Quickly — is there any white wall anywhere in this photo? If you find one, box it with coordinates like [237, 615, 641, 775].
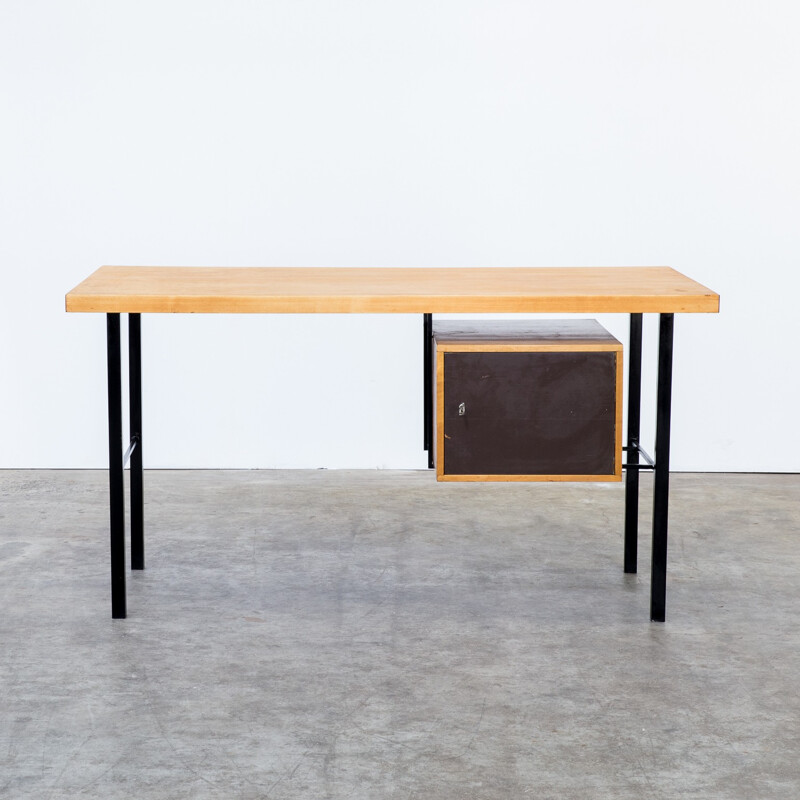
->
[1, 1, 798, 471]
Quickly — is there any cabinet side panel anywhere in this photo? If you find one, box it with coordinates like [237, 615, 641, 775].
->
[435, 347, 445, 479]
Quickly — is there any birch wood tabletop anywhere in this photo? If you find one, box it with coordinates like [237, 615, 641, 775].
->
[66, 266, 719, 314]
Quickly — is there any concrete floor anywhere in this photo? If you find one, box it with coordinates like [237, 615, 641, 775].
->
[1, 470, 799, 799]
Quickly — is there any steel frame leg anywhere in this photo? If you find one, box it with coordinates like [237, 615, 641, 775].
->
[107, 314, 126, 618]
[423, 313, 434, 469]
[624, 313, 643, 573]
[129, 314, 144, 570]
[650, 313, 674, 622]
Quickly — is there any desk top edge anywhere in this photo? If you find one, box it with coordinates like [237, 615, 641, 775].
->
[65, 266, 720, 314]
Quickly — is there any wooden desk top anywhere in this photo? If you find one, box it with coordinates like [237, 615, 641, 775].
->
[66, 266, 719, 314]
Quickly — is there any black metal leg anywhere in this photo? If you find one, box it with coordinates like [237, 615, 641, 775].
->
[423, 313, 434, 469]
[107, 314, 126, 619]
[650, 313, 674, 622]
[624, 313, 643, 573]
[129, 314, 144, 570]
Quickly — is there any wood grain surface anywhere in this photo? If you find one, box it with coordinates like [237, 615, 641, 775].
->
[66, 266, 719, 314]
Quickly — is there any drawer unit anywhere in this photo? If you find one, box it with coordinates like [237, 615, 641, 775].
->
[434, 320, 622, 481]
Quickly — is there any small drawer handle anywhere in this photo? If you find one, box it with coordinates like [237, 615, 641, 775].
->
[458, 402, 466, 416]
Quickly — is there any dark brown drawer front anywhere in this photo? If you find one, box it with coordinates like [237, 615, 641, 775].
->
[443, 351, 617, 476]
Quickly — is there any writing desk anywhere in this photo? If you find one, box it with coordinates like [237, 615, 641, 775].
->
[66, 266, 719, 621]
